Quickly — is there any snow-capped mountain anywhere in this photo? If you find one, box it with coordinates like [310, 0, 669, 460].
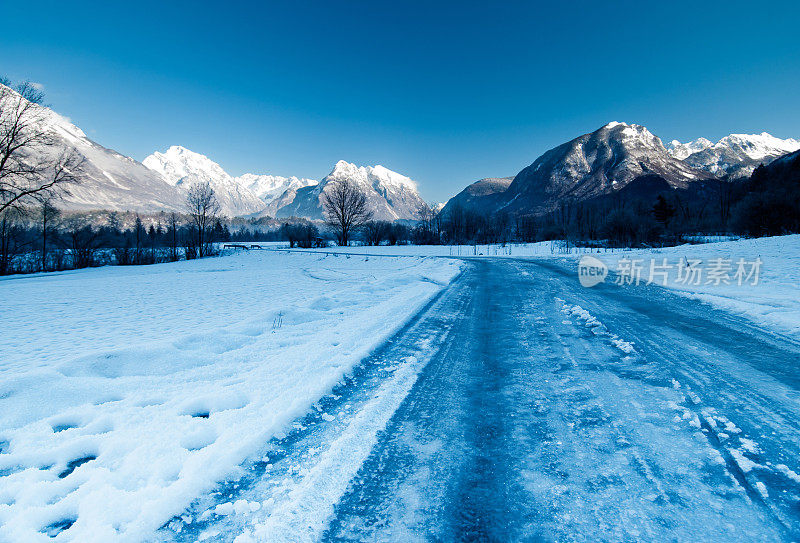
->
[1, 84, 184, 213]
[276, 160, 426, 221]
[499, 122, 713, 215]
[235, 173, 317, 216]
[19, 79, 799, 224]
[6, 84, 422, 220]
[143, 146, 266, 217]
[441, 122, 720, 217]
[667, 137, 713, 161]
[668, 133, 800, 179]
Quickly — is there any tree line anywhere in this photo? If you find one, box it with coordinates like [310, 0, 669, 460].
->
[0, 205, 229, 275]
[428, 160, 800, 248]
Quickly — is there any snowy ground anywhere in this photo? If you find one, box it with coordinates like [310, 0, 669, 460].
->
[160, 256, 800, 541]
[3, 235, 798, 542]
[0, 251, 461, 542]
[585, 235, 800, 339]
[289, 234, 800, 339]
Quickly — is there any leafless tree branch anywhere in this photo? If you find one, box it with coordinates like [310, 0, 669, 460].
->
[322, 179, 372, 246]
[186, 181, 220, 257]
[0, 80, 83, 215]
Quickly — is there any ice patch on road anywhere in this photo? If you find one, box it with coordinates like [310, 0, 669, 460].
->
[610, 337, 636, 354]
[739, 437, 761, 454]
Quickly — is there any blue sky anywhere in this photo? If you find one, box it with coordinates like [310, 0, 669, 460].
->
[2, 0, 798, 201]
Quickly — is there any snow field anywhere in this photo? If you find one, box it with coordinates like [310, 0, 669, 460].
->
[0, 250, 462, 542]
[574, 235, 800, 339]
[295, 234, 800, 338]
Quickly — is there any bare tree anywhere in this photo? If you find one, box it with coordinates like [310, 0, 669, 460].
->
[0, 80, 82, 214]
[61, 217, 100, 269]
[363, 220, 391, 246]
[186, 181, 220, 257]
[415, 201, 441, 244]
[417, 201, 436, 225]
[134, 215, 144, 264]
[715, 181, 734, 229]
[168, 212, 180, 261]
[39, 198, 60, 271]
[0, 207, 25, 275]
[322, 179, 372, 246]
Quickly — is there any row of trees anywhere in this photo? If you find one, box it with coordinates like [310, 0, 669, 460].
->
[0, 202, 234, 275]
[3, 170, 792, 274]
[732, 156, 800, 237]
[279, 218, 410, 248]
[427, 168, 798, 248]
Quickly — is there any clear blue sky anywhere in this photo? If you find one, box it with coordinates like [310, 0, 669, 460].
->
[2, 0, 798, 201]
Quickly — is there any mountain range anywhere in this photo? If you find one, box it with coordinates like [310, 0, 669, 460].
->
[142, 146, 268, 216]
[276, 160, 426, 221]
[236, 173, 318, 216]
[668, 132, 800, 179]
[7, 84, 424, 220]
[443, 122, 800, 217]
[139, 148, 424, 220]
[8, 83, 799, 222]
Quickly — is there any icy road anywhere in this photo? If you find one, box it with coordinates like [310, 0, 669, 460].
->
[166, 257, 800, 542]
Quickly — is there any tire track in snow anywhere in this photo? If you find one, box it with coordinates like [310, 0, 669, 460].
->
[324, 259, 786, 540]
[553, 273, 799, 538]
[161, 267, 474, 542]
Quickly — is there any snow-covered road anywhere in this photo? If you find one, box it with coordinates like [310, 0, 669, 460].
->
[166, 258, 800, 542]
